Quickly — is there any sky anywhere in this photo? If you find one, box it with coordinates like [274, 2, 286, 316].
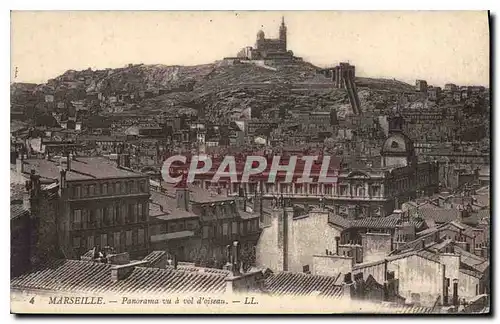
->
[11, 11, 490, 87]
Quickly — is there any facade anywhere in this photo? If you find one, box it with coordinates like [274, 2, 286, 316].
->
[256, 207, 341, 273]
[148, 182, 261, 269]
[16, 155, 151, 260]
[236, 17, 294, 60]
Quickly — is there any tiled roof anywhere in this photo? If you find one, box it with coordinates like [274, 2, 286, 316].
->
[22, 157, 145, 181]
[453, 246, 489, 273]
[165, 265, 232, 276]
[371, 303, 435, 314]
[328, 213, 351, 229]
[350, 214, 401, 229]
[418, 208, 460, 224]
[142, 251, 166, 267]
[328, 213, 424, 230]
[10, 203, 29, 220]
[149, 191, 198, 219]
[264, 272, 344, 299]
[11, 259, 227, 295]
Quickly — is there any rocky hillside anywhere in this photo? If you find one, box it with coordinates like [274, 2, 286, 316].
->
[12, 59, 416, 120]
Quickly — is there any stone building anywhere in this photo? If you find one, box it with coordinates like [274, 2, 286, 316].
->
[15, 154, 151, 259]
[149, 181, 261, 269]
[236, 17, 295, 60]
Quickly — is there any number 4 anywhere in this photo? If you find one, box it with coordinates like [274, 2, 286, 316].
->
[29, 297, 35, 304]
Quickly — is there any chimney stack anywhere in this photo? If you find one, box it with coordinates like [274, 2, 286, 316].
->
[23, 194, 31, 211]
[175, 171, 189, 211]
[59, 168, 67, 189]
[67, 153, 72, 171]
[110, 260, 149, 282]
[231, 241, 240, 275]
[16, 153, 25, 174]
[335, 236, 340, 255]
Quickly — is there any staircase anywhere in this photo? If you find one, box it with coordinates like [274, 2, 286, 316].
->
[343, 74, 361, 115]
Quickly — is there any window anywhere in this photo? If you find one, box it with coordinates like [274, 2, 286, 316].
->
[113, 232, 120, 249]
[132, 230, 138, 246]
[87, 235, 94, 249]
[138, 228, 145, 245]
[240, 222, 244, 235]
[203, 226, 209, 239]
[96, 208, 102, 226]
[129, 203, 136, 223]
[82, 185, 88, 197]
[89, 185, 95, 196]
[73, 209, 82, 229]
[102, 183, 108, 195]
[121, 205, 128, 223]
[186, 221, 194, 230]
[223, 223, 228, 236]
[115, 182, 120, 194]
[74, 185, 81, 198]
[123, 182, 128, 194]
[137, 203, 144, 221]
[73, 237, 81, 248]
[169, 223, 177, 232]
[179, 222, 185, 231]
[88, 209, 95, 227]
[101, 233, 108, 246]
[139, 181, 146, 193]
[232, 221, 238, 234]
[129, 181, 135, 193]
[126, 230, 132, 246]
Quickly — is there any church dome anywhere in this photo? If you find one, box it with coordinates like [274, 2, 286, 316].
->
[381, 133, 415, 156]
[257, 30, 265, 39]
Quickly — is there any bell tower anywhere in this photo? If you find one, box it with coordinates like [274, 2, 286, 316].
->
[279, 16, 287, 51]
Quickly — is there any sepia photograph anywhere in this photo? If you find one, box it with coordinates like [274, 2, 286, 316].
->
[9, 10, 491, 315]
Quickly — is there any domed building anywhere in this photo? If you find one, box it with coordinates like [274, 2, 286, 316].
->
[235, 17, 299, 61]
[333, 114, 439, 219]
[380, 114, 417, 168]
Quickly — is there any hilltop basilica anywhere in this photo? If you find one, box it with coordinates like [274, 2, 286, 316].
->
[236, 17, 298, 61]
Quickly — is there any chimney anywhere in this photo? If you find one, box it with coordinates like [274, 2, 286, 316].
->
[66, 152, 72, 171]
[176, 170, 189, 211]
[110, 260, 149, 282]
[106, 252, 131, 265]
[335, 236, 340, 255]
[59, 169, 67, 189]
[167, 254, 178, 269]
[23, 194, 31, 211]
[231, 241, 240, 276]
[176, 188, 189, 211]
[421, 240, 425, 250]
[384, 259, 388, 282]
[223, 245, 233, 271]
[16, 154, 25, 174]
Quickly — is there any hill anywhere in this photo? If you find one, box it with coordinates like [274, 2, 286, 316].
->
[11, 60, 416, 121]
